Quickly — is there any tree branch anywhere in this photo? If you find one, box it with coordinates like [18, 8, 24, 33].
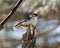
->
[0, 0, 23, 30]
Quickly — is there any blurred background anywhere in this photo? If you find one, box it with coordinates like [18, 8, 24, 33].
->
[0, 0, 60, 48]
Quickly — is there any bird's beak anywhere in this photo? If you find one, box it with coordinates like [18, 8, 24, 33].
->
[11, 19, 26, 31]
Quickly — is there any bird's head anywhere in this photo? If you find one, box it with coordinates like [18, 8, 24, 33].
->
[28, 13, 38, 20]
[12, 13, 38, 31]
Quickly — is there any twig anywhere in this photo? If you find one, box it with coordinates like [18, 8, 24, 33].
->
[0, 0, 23, 28]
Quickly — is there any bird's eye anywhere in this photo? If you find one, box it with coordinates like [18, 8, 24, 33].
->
[27, 14, 38, 20]
[27, 15, 32, 20]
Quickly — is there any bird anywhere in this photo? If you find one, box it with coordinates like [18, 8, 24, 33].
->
[21, 13, 38, 48]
